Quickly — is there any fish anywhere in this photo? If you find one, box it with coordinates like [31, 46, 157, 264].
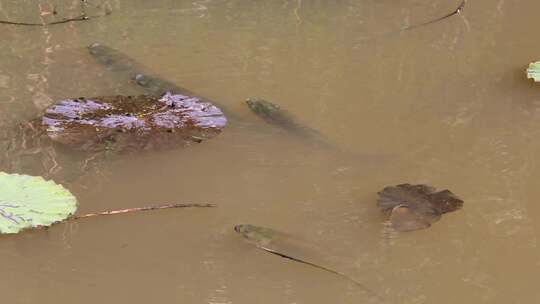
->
[133, 73, 193, 96]
[87, 43, 236, 119]
[88, 43, 145, 76]
[234, 224, 386, 302]
[245, 97, 336, 150]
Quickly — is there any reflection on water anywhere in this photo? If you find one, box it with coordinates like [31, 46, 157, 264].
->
[1, 0, 540, 303]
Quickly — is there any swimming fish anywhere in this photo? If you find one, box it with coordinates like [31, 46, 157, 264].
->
[234, 224, 385, 301]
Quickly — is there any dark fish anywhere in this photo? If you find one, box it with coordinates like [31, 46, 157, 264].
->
[87, 43, 192, 95]
[133, 73, 193, 96]
[88, 43, 144, 75]
[377, 184, 463, 232]
[234, 224, 385, 301]
[87, 43, 236, 118]
[245, 97, 335, 149]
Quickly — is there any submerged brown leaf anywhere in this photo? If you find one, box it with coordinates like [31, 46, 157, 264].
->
[377, 184, 463, 232]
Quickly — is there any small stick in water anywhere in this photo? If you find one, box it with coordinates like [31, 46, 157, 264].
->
[0, 13, 112, 26]
[358, 0, 467, 42]
[0, 1, 112, 27]
[402, 0, 466, 31]
[71, 203, 215, 220]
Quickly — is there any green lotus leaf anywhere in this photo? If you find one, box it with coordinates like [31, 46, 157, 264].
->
[0, 172, 77, 234]
[527, 61, 540, 82]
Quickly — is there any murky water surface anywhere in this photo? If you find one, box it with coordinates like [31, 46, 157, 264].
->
[1, 0, 539, 303]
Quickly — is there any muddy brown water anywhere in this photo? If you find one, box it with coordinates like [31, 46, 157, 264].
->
[1, 0, 540, 303]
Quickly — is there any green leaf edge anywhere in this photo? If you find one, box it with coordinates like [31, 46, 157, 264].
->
[526, 61, 540, 82]
[0, 172, 77, 234]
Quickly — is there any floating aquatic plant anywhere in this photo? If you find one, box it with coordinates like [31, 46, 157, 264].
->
[0, 172, 77, 234]
[0, 172, 215, 235]
[527, 61, 540, 82]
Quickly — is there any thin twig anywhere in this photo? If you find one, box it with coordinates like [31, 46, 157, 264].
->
[354, 0, 467, 45]
[403, 0, 466, 31]
[71, 203, 215, 220]
[0, 12, 110, 26]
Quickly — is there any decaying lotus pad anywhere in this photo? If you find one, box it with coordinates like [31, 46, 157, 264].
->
[377, 184, 463, 232]
[41, 92, 227, 152]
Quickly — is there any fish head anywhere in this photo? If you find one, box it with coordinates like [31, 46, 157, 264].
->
[88, 42, 107, 56]
[245, 98, 281, 118]
[88, 42, 101, 51]
[234, 224, 248, 234]
[134, 74, 150, 87]
[234, 224, 258, 237]
[234, 224, 275, 246]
